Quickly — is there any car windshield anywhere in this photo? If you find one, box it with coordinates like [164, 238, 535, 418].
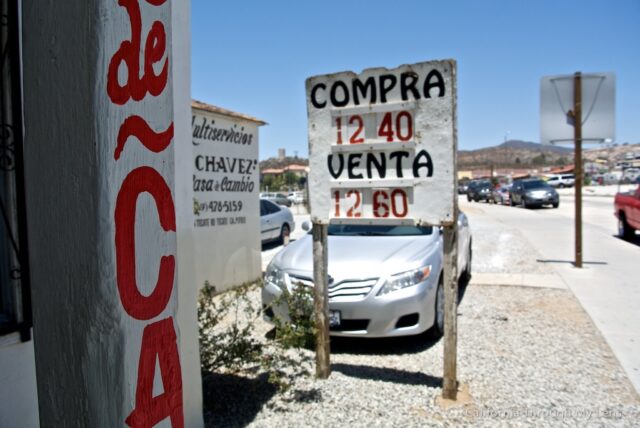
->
[327, 224, 433, 236]
[523, 180, 550, 189]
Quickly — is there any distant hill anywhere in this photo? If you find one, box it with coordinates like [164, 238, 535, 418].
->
[260, 141, 639, 173]
[259, 156, 308, 170]
[459, 140, 573, 170]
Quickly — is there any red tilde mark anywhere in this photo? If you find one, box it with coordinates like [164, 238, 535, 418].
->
[115, 116, 174, 160]
[125, 317, 184, 428]
[115, 166, 176, 320]
[107, 0, 168, 105]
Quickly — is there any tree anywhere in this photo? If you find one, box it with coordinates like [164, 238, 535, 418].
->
[284, 172, 298, 190]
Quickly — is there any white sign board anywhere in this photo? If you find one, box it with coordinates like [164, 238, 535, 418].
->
[306, 60, 457, 226]
[191, 108, 262, 292]
[540, 72, 615, 144]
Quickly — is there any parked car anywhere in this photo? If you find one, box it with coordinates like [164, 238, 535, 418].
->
[546, 174, 575, 188]
[262, 213, 472, 338]
[614, 184, 640, 241]
[458, 182, 469, 194]
[621, 168, 640, 184]
[287, 191, 305, 204]
[466, 180, 492, 202]
[491, 186, 511, 205]
[260, 199, 294, 245]
[510, 179, 559, 208]
[260, 192, 292, 207]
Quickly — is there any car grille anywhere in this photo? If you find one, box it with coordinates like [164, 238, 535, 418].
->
[288, 274, 378, 299]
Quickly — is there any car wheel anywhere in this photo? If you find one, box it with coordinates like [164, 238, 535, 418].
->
[618, 213, 635, 241]
[552, 201, 559, 208]
[279, 224, 291, 246]
[522, 198, 528, 209]
[467, 194, 472, 202]
[432, 277, 445, 338]
[461, 239, 472, 282]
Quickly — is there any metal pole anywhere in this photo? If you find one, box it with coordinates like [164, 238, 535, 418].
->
[574, 72, 583, 268]
[312, 222, 331, 378]
[442, 225, 459, 399]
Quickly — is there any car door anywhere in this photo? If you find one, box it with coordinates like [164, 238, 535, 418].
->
[511, 183, 523, 204]
[260, 200, 282, 241]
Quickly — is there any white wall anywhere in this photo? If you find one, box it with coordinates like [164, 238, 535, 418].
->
[21, 0, 202, 425]
[0, 335, 39, 428]
[191, 110, 262, 293]
[173, 1, 205, 427]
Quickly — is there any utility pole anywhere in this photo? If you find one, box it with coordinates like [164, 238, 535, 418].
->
[573, 72, 583, 268]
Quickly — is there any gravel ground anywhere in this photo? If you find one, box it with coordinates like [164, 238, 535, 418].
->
[202, 284, 640, 427]
[203, 198, 639, 426]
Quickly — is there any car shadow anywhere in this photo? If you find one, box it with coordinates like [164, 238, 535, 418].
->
[201, 371, 277, 427]
[261, 241, 282, 251]
[613, 234, 640, 247]
[261, 239, 297, 251]
[331, 363, 442, 388]
[330, 330, 440, 355]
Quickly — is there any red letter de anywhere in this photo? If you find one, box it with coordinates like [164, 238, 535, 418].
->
[107, 0, 168, 104]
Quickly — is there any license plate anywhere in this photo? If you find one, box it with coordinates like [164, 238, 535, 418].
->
[329, 310, 341, 327]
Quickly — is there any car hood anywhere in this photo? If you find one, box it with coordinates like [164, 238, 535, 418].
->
[272, 233, 441, 280]
[526, 186, 555, 193]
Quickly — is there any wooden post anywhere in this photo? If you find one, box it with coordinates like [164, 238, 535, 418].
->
[574, 72, 583, 268]
[442, 224, 459, 399]
[312, 222, 331, 378]
[442, 63, 459, 400]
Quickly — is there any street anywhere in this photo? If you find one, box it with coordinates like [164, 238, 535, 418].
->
[463, 189, 640, 393]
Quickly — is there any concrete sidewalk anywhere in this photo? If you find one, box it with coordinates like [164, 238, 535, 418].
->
[466, 198, 640, 394]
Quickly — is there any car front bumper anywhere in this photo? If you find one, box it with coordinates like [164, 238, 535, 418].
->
[524, 194, 558, 206]
[262, 274, 439, 338]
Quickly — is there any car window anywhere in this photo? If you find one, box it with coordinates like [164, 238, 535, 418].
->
[263, 200, 281, 214]
[523, 180, 549, 189]
[260, 200, 267, 216]
[328, 224, 433, 236]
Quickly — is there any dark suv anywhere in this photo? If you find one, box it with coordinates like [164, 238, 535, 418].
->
[509, 179, 559, 209]
[466, 180, 493, 202]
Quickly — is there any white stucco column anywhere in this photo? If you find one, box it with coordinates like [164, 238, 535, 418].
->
[22, 1, 201, 426]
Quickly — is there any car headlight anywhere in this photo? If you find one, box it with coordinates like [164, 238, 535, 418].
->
[378, 265, 432, 296]
[265, 263, 286, 290]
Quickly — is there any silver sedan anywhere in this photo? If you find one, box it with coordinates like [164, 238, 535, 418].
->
[262, 214, 471, 338]
[260, 199, 295, 246]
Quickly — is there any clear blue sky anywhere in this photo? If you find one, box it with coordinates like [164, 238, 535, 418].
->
[191, 0, 640, 160]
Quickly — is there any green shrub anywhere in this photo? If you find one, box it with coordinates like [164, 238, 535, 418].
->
[198, 280, 315, 392]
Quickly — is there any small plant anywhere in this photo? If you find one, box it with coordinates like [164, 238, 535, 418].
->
[270, 284, 316, 349]
[198, 280, 315, 393]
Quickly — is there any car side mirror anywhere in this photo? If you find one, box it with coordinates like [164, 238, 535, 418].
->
[302, 221, 311, 232]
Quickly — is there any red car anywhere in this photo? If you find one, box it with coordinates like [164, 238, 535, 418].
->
[614, 184, 640, 241]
